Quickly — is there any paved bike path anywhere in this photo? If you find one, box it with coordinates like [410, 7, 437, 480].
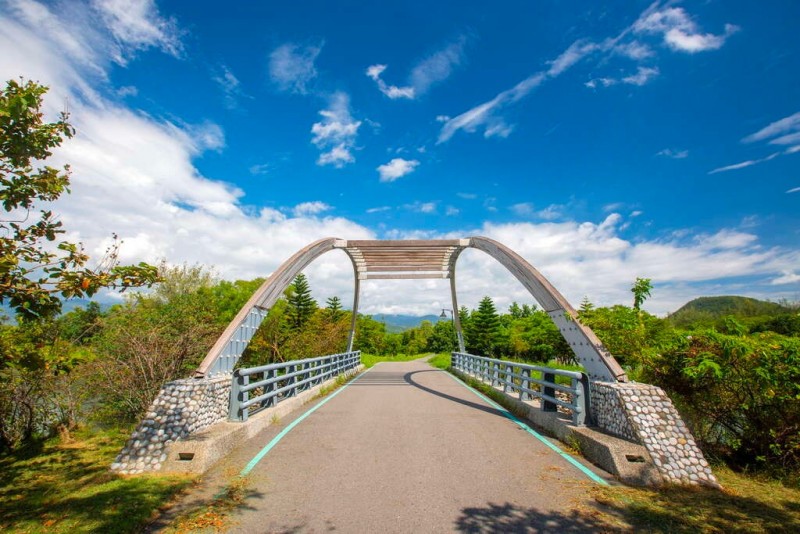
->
[225, 360, 606, 532]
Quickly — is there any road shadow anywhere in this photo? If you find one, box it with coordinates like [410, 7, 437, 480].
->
[403, 370, 512, 420]
[455, 501, 620, 533]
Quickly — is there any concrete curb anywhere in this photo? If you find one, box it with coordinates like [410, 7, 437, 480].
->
[159, 365, 365, 475]
[450, 369, 662, 486]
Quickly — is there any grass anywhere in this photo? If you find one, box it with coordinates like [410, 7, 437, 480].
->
[0, 427, 193, 533]
[360, 352, 427, 368]
[588, 466, 800, 532]
[427, 352, 451, 369]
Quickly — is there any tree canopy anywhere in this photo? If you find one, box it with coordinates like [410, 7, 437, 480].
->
[0, 79, 158, 319]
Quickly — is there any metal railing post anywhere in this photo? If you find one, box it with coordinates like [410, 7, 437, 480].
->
[542, 372, 557, 412]
[229, 370, 241, 421]
[572, 376, 586, 426]
[520, 368, 531, 401]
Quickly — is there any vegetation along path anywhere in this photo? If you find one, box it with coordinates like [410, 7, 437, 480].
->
[214, 359, 609, 532]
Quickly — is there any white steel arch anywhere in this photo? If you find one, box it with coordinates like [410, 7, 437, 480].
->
[195, 237, 627, 382]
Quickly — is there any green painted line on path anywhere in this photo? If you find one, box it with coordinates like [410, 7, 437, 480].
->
[444, 370, 609, 486]
[240, 366, 374, 477]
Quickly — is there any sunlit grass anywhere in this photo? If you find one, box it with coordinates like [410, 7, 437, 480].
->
[589, 465, 800, 532]
[0, 427, 193, 533]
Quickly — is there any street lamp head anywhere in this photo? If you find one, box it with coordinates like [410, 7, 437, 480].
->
[439, 309, 448, 319]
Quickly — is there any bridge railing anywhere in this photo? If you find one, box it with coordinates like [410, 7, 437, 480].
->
[229, 351, 361, 422]
[451, 352, 588, 426]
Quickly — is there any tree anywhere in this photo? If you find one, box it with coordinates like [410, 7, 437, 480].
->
[631, 277, 653, 311]
[286, 273, 316, 330]
[0, 79, 158, 319]
[325, 295, 343, 321]
[469, 296, 501, 356]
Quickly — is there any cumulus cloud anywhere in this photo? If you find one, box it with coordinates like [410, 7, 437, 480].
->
[292, 201, 332, 217]
[366, 37, 466, 100]
[376, 158, 420, 182]
[310, 92, 361, 167]
[269, 42, 322, 94]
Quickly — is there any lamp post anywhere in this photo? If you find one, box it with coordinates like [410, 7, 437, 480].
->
[439, 308, 453, 320]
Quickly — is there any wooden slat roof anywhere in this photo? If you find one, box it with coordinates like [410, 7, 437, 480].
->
[335, 239, 469, 280]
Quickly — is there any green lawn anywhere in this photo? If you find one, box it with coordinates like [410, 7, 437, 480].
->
[0, 428, 193, 533]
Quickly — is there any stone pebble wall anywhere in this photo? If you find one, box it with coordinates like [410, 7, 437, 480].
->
[110, 375, 231, 475]
[591, 381, 718, 487]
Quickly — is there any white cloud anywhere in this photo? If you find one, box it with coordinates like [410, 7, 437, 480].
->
[212, 65, 248, 109]
[742, 111, 800, 144]
[366, 206, 391, 214]
[457, 192, 477, 200]
[656, 148, 689, 159]
[511, 202, 535, 217]
[586, 66, 659, 89]
[771, 272, 800, 285]
[269, 42, 321, 94]
[249, 163, 270, 176]
[547, 40, 598, 77]
[622, 66, 659, 86]
[787, 187, 800, 194]
[409, 37, 466, 94]
[633, 5, 738, 54]
[292, 201, 331, 217]
[614, 41, 654, 60]
[366, 64, 415, 99]
[445, 206, 459, 216]
[404, 201, 437, 214]
[366, 37, 466, 100]
[310, 92, 361, 168]
[91, 0, 183, 63]
[709, 152, 780, 174]
[377, 158, 420, 182]
[712, 112, 800, 173]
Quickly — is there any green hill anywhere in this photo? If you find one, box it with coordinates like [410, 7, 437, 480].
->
[669, 296, 790, 327]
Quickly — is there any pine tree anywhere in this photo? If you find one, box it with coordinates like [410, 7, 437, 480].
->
[287, 273, 317, 330]
[325, 295, 343, 321]
[470, 296, 501, 356]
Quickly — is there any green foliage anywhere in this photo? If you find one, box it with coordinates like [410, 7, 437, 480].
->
[467, 296, 501, 356]
[286, 273, 317, 330]
[325, 295, 344, 321]
[643, 329, 800, 470]
[427, 319, 457, 353]
[631, 277, 652, 310]
[669, 296, 790, 330]
[0, 79, 158, 320]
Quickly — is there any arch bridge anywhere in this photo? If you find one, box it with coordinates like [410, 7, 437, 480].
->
[195, 236, 627, 383]
[112, 237, 717, 489]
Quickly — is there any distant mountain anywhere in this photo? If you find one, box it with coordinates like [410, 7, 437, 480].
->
[366, 314, 442, 333]
[669, 296, 789, 324]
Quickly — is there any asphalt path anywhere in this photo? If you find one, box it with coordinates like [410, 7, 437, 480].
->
[222, 360, 609, 533]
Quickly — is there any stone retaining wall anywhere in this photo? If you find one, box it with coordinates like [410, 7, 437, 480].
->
[110, 375, 231, 475]
[591, 381, 718, 487]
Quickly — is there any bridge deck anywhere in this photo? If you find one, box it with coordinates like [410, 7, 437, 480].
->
[219, 360, 608, 532]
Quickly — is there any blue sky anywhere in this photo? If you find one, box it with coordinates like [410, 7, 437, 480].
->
[1, 0, 798, 315]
